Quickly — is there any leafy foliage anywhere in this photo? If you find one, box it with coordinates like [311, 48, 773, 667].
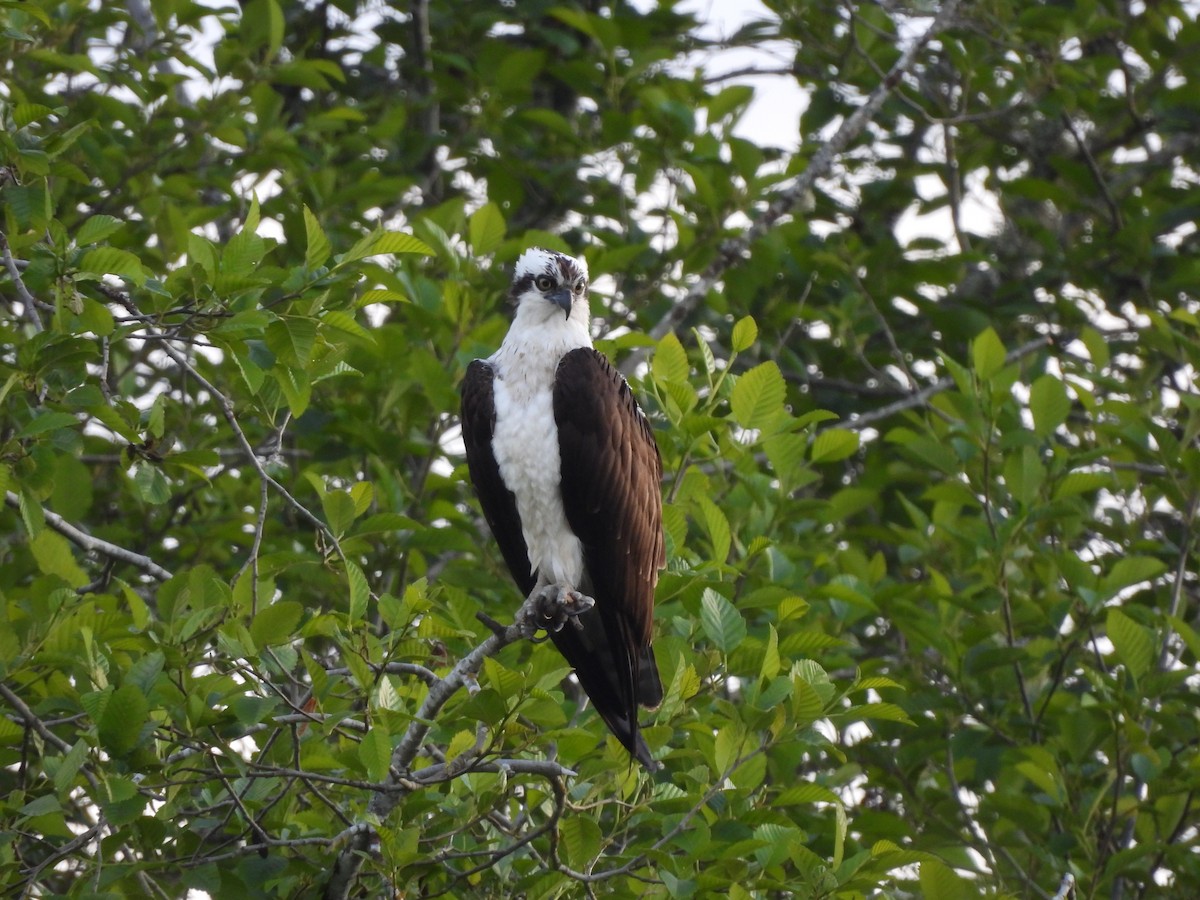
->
[2, 0, 1199, 897]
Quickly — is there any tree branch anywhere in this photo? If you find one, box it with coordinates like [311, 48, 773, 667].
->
[4, 490, 174, 582]
[323, 588, 554, 900]
[621, 0, 962, 373]
[840, 336, 1052, 433]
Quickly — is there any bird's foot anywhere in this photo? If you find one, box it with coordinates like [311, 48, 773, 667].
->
[530, 584, 595, 635]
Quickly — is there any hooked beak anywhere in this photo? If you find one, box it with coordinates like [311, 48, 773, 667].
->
[547, 287, 572, 319]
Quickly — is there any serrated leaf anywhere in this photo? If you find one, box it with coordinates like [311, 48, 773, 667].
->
[52, 741, 90, 796]
[558, 816, 602, 870]
[265, 317, 317, 367]
[469, 203, 506, 255]
[1106, 608, 1154, 683]
[370, 232, 434, 256]
[222, 230, 265, 275]
[700, 589, 745, 652]
[356, 289, 410, 307]
[350, 481, 374, 516]
[971, 327, 1006, 380]
[303, 205, 331, 269]
[760, 625, 780, 681]
[346, 560, 369, 622]
[1029, 374, 1071, 437]
[358, 725, 391, 783]
[76, 214, 124, 246]
[696, 494, 731, 563]
[1054, 470, 1110, 499]
[732, 315, 758, 353]
[78, 247, 146, 286]
[652, 332, 689, 385]
[810, 427, 859, 463]
[130, 462, 171, 505]
[125, 651, 165, 696]
[482, 656, 524, 700]
[30, 530, 88, 587]
[776, 782, 841, 805]
[250, 600, 303, 648]
[731, 361, 786, 431]
[13, 103, 55, 127]
[16, 410, 78, 439]
[274, 366, 311, 417]
[791, 680, 824, 726]
[920, 859, 970, 900]
[321, 309, 374, 342]
[446, 729, 477, 762]
[97, 684, 149, 756]
[853, 702, 914, 725]
[1101, 556, 1166, 599]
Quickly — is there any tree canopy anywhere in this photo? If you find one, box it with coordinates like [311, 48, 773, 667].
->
[2, 0, 1199, 897]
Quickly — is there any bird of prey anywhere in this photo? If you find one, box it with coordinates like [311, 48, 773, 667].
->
[460, 247, 664, 770]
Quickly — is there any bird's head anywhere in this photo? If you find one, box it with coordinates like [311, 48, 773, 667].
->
[510, 247, 590, 323]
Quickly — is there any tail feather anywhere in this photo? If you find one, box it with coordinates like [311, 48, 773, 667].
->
[550, 608, 659, 770]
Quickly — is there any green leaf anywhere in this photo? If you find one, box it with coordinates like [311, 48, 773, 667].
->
[97, 684, 149, 756]
[356, 289, 410, 307]
[13, 103, 56, 127]
[130, 462, 171, 505]
[760, 625, 780, 681]
[303, 205, 332, 269]
[75, 214, 124, 246]
[469, 202, 506, 255]
[1101, 556, 1167, 600]
[852, 702, 914, 725]
[731, 315, 758, 353]
[250, 600, 304, 648]
[16, 410, 78, 439]
[920, 859, 971, 900]
[52, 741, 90, 796]
[810, 427, 859, 463]
[358, 726, 391, 783]
[78, 247, 146, 286]
[346, 560, 370, 621]
[29, 530, 88, 587]
[1106, 608, 1154, 683]
[1029, 374, 1071, 437]
[369, 232, 434, 257]
[730, 361, 786, 432]
[265, 317, 318, 367]
[696, 494, 731, 563]
[652, 332, 689, 384]
[700, 589, 746, 652]
[558, 816, 602, 870]
[971, 327, 1006, 380]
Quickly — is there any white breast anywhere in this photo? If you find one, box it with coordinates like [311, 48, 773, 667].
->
[489, 318, 591, 588]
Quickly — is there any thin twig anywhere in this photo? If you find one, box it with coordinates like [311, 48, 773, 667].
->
[841, 336, 1052, 433]
[0, 229, 45, 331]
[621, 0, 963, 374]
[323, 588, 566, 900]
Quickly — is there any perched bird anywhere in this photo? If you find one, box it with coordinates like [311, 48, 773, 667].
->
[460, 247, 664, 769]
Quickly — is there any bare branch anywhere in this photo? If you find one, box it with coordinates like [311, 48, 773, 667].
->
[0, 228, 46, 331]
[4, 490, 174, 582]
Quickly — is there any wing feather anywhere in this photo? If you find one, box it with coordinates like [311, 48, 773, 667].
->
[460, 360, 536, 596]
[552, 348, 665, 760]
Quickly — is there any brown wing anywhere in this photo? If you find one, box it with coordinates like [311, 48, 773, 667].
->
[552, 348, 664, 767]
[460, 360, 536, 596]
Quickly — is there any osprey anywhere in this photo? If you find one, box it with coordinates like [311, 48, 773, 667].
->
[460, 247, 664, 769]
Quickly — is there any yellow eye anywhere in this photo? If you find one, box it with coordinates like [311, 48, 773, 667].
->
[574, 278, 586, 293]
[534, 275, 555, 291]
